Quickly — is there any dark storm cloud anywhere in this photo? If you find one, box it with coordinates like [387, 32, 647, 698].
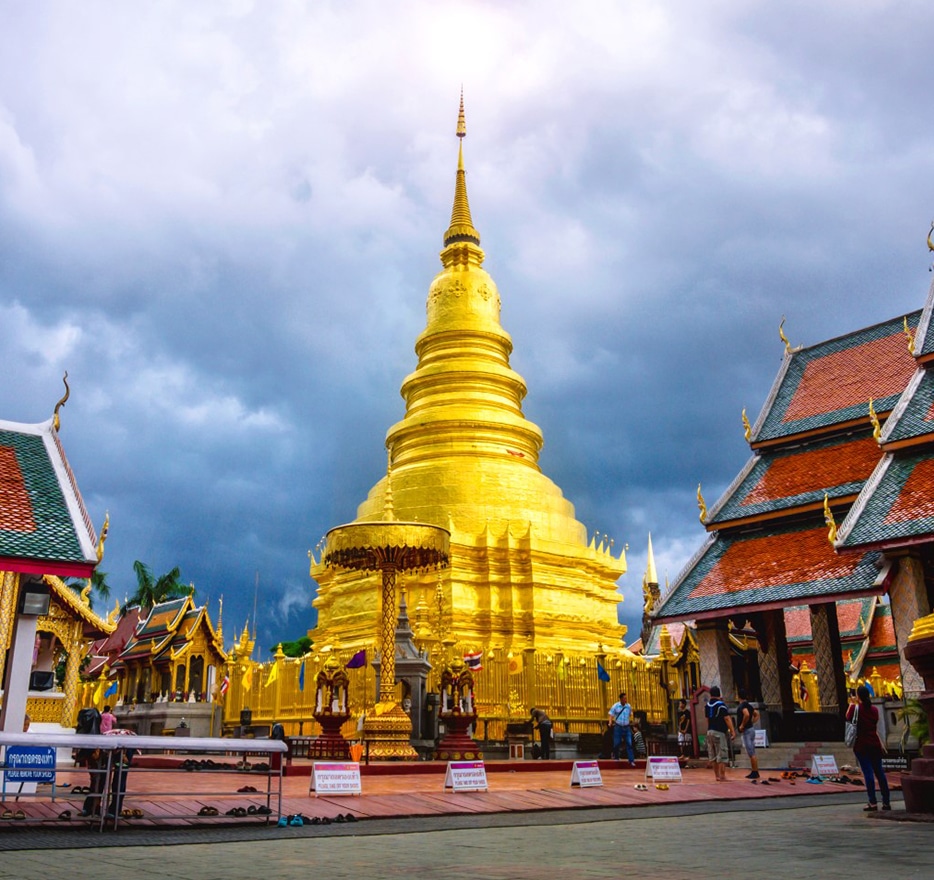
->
[2, 1, 934, 651]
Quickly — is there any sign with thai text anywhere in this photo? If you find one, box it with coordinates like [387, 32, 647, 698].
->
[310, 761, 362, 796]
[570, 760, 603, 787]
[443, 760, 488, 791]
[645, 756, 683, 782]
[754, 729, 768, 748]
[2, 746, 56, 783]
[811, 755, 838, 777]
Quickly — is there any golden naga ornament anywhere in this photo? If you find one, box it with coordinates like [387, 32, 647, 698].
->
[904, 315, 915, 355]
[868, 398, 882, 444]
[823, 493, 838, 545]
[697, 484, 708, 525]
[779, 316, 792, 354]
[742, 408, 751, 442]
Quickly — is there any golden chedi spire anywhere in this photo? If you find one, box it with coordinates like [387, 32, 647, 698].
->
[443, 89, 481, 251]
[313, 94, 626, 659]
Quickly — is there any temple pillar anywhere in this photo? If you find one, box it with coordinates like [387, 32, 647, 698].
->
[524, 648, 537, 711]
[695, 620, 734, 697]
[0, 571, 20, 689]
[756, 610, 795, 714]
[809, 602, 847, 714]
[62, 620, 82, 727]
[889, 554, 931, 698]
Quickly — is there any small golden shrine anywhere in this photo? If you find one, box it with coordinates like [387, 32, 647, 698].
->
[434, 652, 480, 760]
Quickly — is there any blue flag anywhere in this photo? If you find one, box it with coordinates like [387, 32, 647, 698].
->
[597, 661, 611, 682]
[298, 659, 305, 692]
[104, 680, 118, 697]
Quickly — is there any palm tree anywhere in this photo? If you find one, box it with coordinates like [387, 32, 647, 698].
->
[64, 569, 111, 611]
[122, 561, 192, 613]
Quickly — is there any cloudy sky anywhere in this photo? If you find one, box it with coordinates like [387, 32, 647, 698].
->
[3, 1, 933, 657]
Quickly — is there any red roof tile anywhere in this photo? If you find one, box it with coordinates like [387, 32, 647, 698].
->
[784, 606, 812, 641]
[0, 445, 37, 532]
[868, 607, 896, 651]
[688, 528, 860, 601]
[741, 437, 879, 507]
[884, 458, 934, 523]
[782, 333, 916, 423]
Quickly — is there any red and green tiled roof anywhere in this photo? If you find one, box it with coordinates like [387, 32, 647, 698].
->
[784, 597, 874, 644]
[119, 597, 192, 662]
[838, 449, 934, 549]
[879, 368, 934, 445]
[866, 602, 896, 654]
[709, 435, 881, 524]
[654, 522, 885, 622]
[0, 418, 98, 576]
[752, 312, 920, 443]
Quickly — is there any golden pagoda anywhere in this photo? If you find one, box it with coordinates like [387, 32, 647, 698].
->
[311, 96, 627, 668]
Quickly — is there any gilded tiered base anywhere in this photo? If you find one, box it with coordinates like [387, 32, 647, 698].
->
[362, 701, 419, 760]
[434, 712, 482, 761]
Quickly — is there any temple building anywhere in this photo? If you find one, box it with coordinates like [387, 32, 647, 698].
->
[1, 395, 112, 732]
[653, 275, 934, 740]
[84, 595, 227, 736]
[307, 99, 638, 730]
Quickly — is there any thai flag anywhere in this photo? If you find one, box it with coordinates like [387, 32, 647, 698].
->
[463, 651, 483, 672]
[219, 674, 229, 696]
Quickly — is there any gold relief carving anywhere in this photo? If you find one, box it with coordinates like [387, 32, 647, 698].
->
[478, 283, 491, 301]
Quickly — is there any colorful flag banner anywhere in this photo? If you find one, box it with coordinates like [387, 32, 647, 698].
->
[242, 664, 253, 693]
[104, 680, 119, 698]
[597, 661, 611, 682]
[265, 661, 279, 687]
[507, 654, 523, 675]
[346, 649, 367, 669]
[219, 674, 229, 696]
[298, 660, 305, 692]
[463, 651, 483, 672]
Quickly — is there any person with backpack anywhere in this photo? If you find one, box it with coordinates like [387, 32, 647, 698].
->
[736, 687, 760, 779]
[705, 685, 735, 782]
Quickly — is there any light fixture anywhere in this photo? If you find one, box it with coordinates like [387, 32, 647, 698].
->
[18, 579, 51, 616]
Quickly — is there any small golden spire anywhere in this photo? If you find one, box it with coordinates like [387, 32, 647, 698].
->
[53, 371, 70, 431]
[443, 91, 480, 248]
[904, 315, 915, 355]
[742, 408, 751, 442]
[96, 511, 110, 562]
[779, 316, 792, 354]
[868, 398, 882, 444]
[824, 493, 838, 545]
[697, 484, 708, 525]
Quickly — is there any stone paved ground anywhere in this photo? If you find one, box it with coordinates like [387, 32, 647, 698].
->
[0, 794, 931, 880]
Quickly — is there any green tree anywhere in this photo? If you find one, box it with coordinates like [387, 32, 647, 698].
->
[122, 561, 192, 613]
[278, 636, 313, 658]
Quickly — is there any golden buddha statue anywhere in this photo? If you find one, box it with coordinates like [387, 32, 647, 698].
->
[310, 95, 627, 707]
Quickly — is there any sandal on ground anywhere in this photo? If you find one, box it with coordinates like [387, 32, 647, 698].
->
[13, 810, 25, 821]
[655, 783, 669, 790]
[58, 810, 72, 821]
[256, 806, 273, 815]
[2, 810, 13, 820]
[863, 804, 878, 811]
[344, 813, 357, 822]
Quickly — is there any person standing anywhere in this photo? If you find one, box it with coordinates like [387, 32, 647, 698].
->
[846, 684, 891, 812]
[705, 686, 735, 782]
[530, 708, 553, 760]
[608, 692, 635, 767]
[677, 699, 692, 761]
[100, 705, 117, 735]
[736, 687, 760, 779]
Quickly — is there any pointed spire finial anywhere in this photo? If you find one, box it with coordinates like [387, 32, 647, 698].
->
[53, 371, 70, 431]
[443, 90, 480, 248]
[742, 408, 752, 442]
[456, 86, 466, 138]
[697, 484, 708, 524]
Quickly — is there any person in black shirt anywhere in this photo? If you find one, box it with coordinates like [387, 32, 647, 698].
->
[736, 687, 760, 779]
[677, 699, 692, 761]
[705, 685, 735, 782]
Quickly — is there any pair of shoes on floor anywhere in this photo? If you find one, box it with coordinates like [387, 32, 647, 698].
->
[237, 785, 258, 792]
[633, 783, 648, 791]
[1, 810, 25, 820]
[655, 783, 669, 791]
[198, 806, 219, 816]
[226, 806, 248, 816]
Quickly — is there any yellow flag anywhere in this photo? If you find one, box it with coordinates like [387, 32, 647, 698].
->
[92, 678, 105, 708]
[242, 664, 253, 694]
[507, 654, 524, 675]
[265, 662, 279, 687]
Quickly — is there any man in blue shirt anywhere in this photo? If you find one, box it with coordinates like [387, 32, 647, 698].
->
[608, 692, 635, 766]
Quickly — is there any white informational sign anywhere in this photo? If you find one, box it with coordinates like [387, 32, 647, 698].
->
[443, 761, 488, 792]
[811, 755, 838, 778]
[309, 761, 362, 796]
[570, 760, 603, 788]
[645, 756, 683, 782]
[753, 729, 769, 748]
